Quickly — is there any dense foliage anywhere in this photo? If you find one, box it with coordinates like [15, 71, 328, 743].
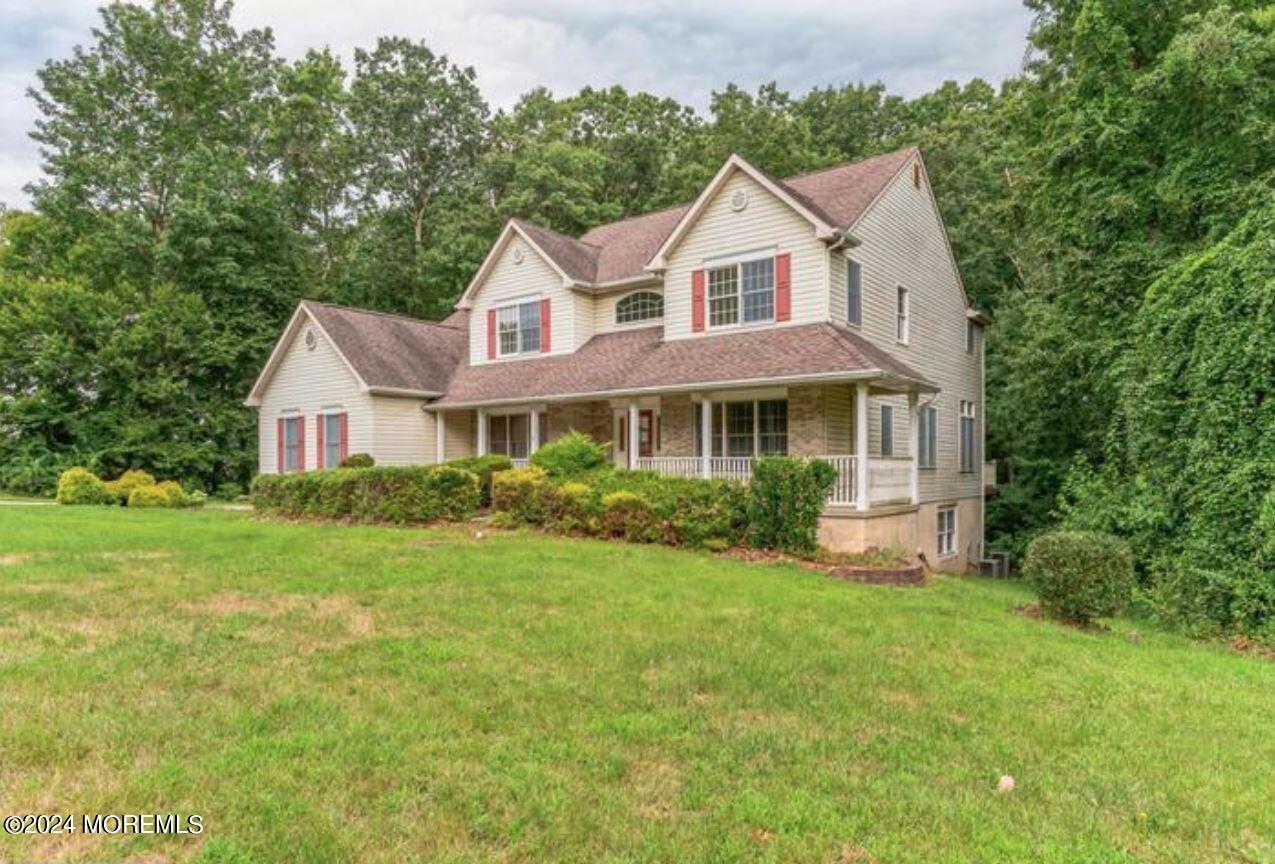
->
[3, 0, 1272, 635]
[56, 466, 201, 508]
[529, 430, 611, 478]
[1023, 531, 1135, 626]
[444, 454, 514, 506]
[746, 457, 838, 556]
[251, 466, 480, 523]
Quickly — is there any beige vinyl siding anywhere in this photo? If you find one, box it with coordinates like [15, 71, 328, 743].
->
[594, 286, 665, 334]
[663, 171, 829, 342]
[573, 289, 596, 349]
[841, 153, 983, 504]
[822, 384, 853, 454]
[370, 396, 436, 465]
[439, 411, 475, 460]
[256, 318, 373, 474]
[468, 234, 578, 366]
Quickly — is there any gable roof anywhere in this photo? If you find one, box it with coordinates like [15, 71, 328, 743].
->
[433, 322, 933, 408]
[245, 301, 468, 405]
[459, 148, 918, 304]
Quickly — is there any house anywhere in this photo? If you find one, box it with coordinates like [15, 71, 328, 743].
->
[246, 147, 989, 569]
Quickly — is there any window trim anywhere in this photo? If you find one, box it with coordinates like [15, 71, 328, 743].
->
[937, 505, 957, 557]
[896, 285, 910, 344]
[494, 296, 544, 358]
[322, 411, 344, 469]
[706, 250, 777, 331]
[918, 405, 937, 470]
[282, 415, 302, 473]
[695, 398, 789, 457]
[615, 290, 664, 326]
[846, 258, 862, 327]
[880, 404, 894, 457]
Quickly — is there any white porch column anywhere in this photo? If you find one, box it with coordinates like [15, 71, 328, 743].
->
[476, 409, 489, 456]
[908, 391, 920, 505]
[855, 382, 870, 511]
[700, 398, 712, 479]
[435, 411, 446, 464]
[627, 401, 640, 469]
[529, 409, 540, 454]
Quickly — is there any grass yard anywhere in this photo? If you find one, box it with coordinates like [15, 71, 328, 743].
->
[0, 508, 1272, 864]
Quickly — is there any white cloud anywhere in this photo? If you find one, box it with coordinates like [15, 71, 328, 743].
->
[0, 0, 1033, 208]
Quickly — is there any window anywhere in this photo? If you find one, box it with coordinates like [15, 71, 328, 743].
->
[937, 505, 956, 556]
[323, 413, 343, 468]
[496, 299, 542, 356]
[696, 399, 788, 457]
[896, 286, 910, 343]
[282, 416, 301, 472]
[616, 291, 663, 324]
[489, 414, 530, 459]
[959, 400, 977, 473]
[918, 405, 937, 469]
[708, 255, 774, 328]
[966, 320, 977, 354]
[880, 405, 894, 457]
[846, 259, 862, 326]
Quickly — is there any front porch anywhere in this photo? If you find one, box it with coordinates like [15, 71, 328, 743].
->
[446, 379, 927, 512]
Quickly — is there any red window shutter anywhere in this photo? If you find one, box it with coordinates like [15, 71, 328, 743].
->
[540, 298, 551, 352]
[316, 415, 324, 469]
[297, 415, 306, 471]
[775, 253, 792, 321]
[691, 269, 706, 332]
[277, 418, 285, 473]
[486, 309, 497, 360]
[339, 413, 349, 462]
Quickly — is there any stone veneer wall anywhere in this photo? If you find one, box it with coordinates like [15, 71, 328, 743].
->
[546, 400, 613, 445]
[659, 394, 695, 456]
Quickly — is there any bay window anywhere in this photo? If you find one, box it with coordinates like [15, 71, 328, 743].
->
[497, 299, 542, 356]
[708, 255, 774, 328]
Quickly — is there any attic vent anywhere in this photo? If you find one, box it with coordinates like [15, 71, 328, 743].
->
[512, 244, 525, 264]
[729, 189, 749, 212]
[304, 328, 317, 350]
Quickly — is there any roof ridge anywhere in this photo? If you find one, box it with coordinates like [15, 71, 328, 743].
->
[779, 146, 917, 184]
[578, 202, 690, 235]
[305, 299, 464, 331]
[514, 217, 603, 253]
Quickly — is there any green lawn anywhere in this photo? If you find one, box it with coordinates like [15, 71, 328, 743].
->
[0, 508, 1271, 864]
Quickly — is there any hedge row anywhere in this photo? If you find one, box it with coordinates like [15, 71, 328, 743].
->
[251, 465, 480, 524]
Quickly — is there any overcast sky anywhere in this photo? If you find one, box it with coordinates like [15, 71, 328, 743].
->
[0, 0, 1034, 209]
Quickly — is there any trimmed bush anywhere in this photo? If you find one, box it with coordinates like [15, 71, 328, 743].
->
[600, 491, 658, 542]
[339, 453, 374, 469]
[545, 481, 597, 534]
[156, 480, 187, 507]
[531, 430, 609, 478]
[492, 466, 549, 524]
[56, 467, 114, 506]
[446, 454, 514, 506]
[594, 470, 748, 548]
[1023, 531, 1135, 625]
[128, 484, 175, 508]
[104, 468, 157, 504]
[251, 466, 480, 524]
[746, 457, 837, 556]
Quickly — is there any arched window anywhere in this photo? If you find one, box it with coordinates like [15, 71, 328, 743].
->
[615, 291, 664, 324]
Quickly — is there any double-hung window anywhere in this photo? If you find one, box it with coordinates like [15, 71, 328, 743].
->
[282, 416, 301, 472]
[846, 259, 862, 326]
[959, 400, 977, 473]
[937, 505, 956, 556]
[497, 299, 542, 356]
[695, 399, 788, 457]
[708, 255, 774, 328]
[488, 414, 530, 459]
[918, 405, 937, 469]
[880, 405, 894, 457]
[323, 413, 343, 468]
[896, 286, 910, 343]
[966, 320, 977, 354]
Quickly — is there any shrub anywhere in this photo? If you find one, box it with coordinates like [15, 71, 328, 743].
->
[546, 481, 598, 533]
[56, 467, 114, 506]
[251, 466, 480, 524]
[340, 453, 375, 469]
[746, 457, 837, 556]
[593, 470, 748, 548]
[446, 454, 514, 506]
[1023, 531, 1135, 626]
[531, 430, 609, 478]
[600, 491, 658, 542]
[214, 481, 244, 500]
[156, 480, 187, 507]
[104, 468, 157, 504]
[492, 466, 550, 524]
[128, 485, 175, 508]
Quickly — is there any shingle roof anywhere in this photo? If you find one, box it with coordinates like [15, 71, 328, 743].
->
[304, 301, 468, 395]
[433, 323, 932, 407]
[519, 148, 915, 285]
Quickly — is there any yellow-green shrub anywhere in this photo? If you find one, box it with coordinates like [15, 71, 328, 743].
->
[104, 469, 157, 504]
[546, 481, 596, 533]
[492, 466, 549, 523]
[128, 485, 174, 508]
[56, 467, 114, 505]
[156, 480, 186, 507]
[600, 491, 658, 542]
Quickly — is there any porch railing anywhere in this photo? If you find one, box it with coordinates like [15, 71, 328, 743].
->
[631, 454, 913, 507]
[509, 457, 530, 469]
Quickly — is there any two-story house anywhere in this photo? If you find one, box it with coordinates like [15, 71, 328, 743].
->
[246, 147, 988, 568]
